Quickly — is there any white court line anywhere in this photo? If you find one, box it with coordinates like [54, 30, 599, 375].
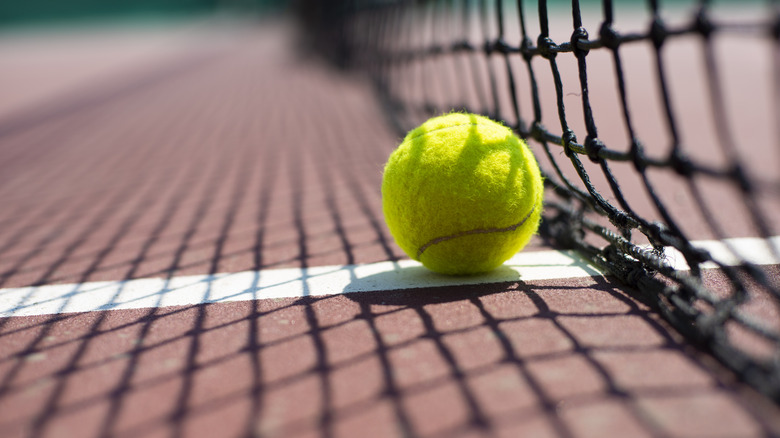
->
[1, 236, 777, 318]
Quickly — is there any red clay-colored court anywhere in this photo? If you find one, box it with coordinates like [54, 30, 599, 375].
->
[1, 14, 779, 438]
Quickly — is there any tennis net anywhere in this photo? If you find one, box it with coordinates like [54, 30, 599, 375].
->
[298, 0, 780, 402]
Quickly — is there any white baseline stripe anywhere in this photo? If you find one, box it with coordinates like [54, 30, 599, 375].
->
[1, 236, 777, 318]
[0, 249, 600, 318]
[664, 236, 780, 270]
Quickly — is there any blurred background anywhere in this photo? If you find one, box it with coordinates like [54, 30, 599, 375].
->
[0, 0, 285, 28]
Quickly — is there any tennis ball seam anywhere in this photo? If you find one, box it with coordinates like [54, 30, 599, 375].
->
[415, 202, 539, 259]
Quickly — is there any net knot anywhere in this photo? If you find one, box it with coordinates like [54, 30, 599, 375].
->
[562, 129, 577, 158]
[483, 40, 493, 55]
[599, 22, 621, 50]
[650, 17, 668, 48]
[694, 9, 715, 39]
[603, 244, 646, 286]
[537, 35, 558, 60]
[521, 36, 535, 61]
[584, 136, 604, 162]
[530, 121, 546, 143]
[452, 40, 471, 51]
[630, 139, 647, 172]
[670, 151, 693, 176]
[611, 212, 635, 231]
[732, 164, 753, 193]
[570, 27, 589, 56]
[493, 38, 511, 54]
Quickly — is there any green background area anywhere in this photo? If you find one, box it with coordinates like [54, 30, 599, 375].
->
[0, 0, 754, 30]
[0, 0, 287, 28]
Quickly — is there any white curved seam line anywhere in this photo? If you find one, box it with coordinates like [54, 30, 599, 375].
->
[416, 203, 538, 259]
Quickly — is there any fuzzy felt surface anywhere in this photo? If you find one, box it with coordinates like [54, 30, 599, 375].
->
[382, 113, 543, 275]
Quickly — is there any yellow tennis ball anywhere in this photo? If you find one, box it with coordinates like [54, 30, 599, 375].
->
[382, 113, 543, 275]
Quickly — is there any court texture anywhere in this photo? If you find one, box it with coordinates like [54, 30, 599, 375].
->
[1, 1, 779, 437]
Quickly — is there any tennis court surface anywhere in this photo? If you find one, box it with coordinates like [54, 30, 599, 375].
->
[2, 2, 780, 437]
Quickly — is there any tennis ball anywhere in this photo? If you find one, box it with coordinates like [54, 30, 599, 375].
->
[382, 113, 543, 275]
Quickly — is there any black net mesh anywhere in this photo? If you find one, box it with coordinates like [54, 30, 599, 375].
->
[299, 0, 780, 402]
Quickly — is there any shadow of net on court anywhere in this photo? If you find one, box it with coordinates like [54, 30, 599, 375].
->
[2, 278, 777, 437]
